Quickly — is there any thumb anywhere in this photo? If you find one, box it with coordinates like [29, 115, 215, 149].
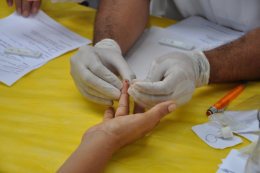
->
[115, 60, 136, 83]
[145, 101, 177, 121]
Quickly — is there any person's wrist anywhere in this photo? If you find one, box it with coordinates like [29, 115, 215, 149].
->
[185, 51, 210, 87]
[81, 130, 120, 154]
[94, 39, 122, 55]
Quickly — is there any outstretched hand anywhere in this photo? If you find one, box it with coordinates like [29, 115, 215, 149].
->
[83, 79, 177, 150]
[57, 80, 177, 173]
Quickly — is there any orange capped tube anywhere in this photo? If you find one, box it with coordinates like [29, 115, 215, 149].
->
[206, 83, 246, 116]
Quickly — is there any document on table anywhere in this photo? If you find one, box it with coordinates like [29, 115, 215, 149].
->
[216, 149, 249, 173]
[125, 16, 245, 80]
[191, 122, 243, 149]
[0, 10, 92, 86]
[165, 16, 245, 48]
[192, 110, 259, 149]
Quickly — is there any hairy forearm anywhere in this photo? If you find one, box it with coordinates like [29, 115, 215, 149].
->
[94, 0, 150, 55]
[204, 27, 260, 84]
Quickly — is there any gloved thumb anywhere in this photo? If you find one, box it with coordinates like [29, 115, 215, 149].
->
[114, 60, 136, 84]
[145, 101, 177, 121]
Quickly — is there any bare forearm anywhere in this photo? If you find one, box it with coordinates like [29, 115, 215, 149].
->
[94, 0, 150, 55]
[57, 132, 117, 173]
[204, 27, 260, 84]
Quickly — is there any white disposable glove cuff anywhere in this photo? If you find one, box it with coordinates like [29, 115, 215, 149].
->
[185, 51, 210, 88]
[94, 39, 122, 55]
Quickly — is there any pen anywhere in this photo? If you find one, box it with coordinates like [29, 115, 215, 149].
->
[206, 83, 247, 116]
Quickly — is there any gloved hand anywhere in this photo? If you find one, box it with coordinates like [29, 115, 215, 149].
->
[128, 51, 210, 109]
[51, 0, 85, 3]
[70, 39, 136, 106]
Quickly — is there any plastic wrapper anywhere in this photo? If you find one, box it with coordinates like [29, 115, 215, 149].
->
[208, 113, 247, 130]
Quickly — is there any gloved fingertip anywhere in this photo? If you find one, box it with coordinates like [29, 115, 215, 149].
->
[132, 79, 142, 84]
[133, 83, 141, 90]
[127, 86, 133, 95]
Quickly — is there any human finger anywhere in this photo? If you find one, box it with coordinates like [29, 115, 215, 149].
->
[74, 79, 113, 106]
[133, 102, 145, 114]
[110, 55, 136, 84]
[132, 75, 177, 95]
[6, 0, 13, 7]
[71, 71, 111, 100]
[31, 0, 41, 14]
[131, 85, 193, 107]
[15, 0, 22, 14]
[128, 86, 153, 109]
[103, 107, 115, 122]
[115, 80, 129, 117]
[21, 0, 31, 17]
[130, 88, 169, 106]
[144, 101, 177, 122]
[142, 60, 166, 83]
[87, 55, 123, 90]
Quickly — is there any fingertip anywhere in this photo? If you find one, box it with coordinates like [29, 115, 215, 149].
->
[122, 79, 130, 92]
[7, 1, 13, 7]
[123, 79, 130, 85]
[17, 7, 22, 14]
[168, 102, 177, 113]
[132, 79, 141, 84]
[22, 10, 29, 18]
[133, 82, 141, 90]
[32, 7, 38, 14]
[149, 101, 177, 119]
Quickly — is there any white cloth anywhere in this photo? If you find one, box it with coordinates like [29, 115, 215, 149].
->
[151, 0, 260, 32]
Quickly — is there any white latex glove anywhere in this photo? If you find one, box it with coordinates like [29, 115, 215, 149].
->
[51, 0, 84, 3]
[70, 39, 136, 106]
[128, 51, 210, 109]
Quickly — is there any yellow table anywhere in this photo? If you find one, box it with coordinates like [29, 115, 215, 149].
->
[0, 1, 259, 172]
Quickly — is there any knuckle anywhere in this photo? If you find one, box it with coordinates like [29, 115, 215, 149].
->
[105, 108, 114, 114]
[82, 75, 91, 84]
[117, 103, 128, 108]
[157, 108, 166, 120]
[70, 56, 76, 65]
[91, 63, 103, 73]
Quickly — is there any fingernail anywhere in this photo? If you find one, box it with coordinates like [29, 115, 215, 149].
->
[32, 7, 38, 14]
[8, 1, 13, 7]
[168, 104, 177, 113]
[23, 10, 29, 17]
[17, 7, 22, 14]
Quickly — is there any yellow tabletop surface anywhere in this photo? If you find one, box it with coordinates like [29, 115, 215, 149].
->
[1, 1, 260, 173]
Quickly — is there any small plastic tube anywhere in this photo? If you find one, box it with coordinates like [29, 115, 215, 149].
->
[216, 126, 233, 139]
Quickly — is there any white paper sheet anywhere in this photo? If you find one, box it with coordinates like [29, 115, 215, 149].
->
[237, 132, 259, 142]
[216, 149, 249, 173]
[125, 16, 245, 80]
[165, 16, 245, 47]
[191, 122, 243, 149]
[0, 10, 92, 86]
